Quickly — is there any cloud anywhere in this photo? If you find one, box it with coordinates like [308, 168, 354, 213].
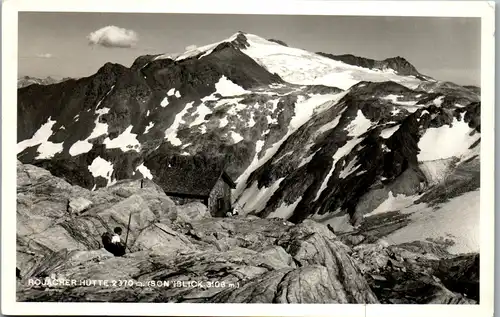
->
[87, 26, 138, 48]
[36, 53, 53, 58]
[185, 45, 198, 51]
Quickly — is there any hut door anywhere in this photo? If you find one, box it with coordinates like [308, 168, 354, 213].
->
[217, 198, 224, 211]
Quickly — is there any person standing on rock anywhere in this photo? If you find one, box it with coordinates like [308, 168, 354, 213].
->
[112, 227, 122, 243]
[232, 205, 240, 216]
[102, 227, 126, 257]
[327, 224, 335, 234]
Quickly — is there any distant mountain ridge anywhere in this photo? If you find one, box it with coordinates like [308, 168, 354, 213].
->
[316, 52, 433, 81]
[17, 76, 73, 89]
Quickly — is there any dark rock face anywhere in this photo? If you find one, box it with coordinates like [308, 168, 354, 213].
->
[17, 35, 290, 191]
[140, 43, 283, 97]
[415, 156, 480, 207]
[267, 39, 289, 47]
[377, 56, 424, 78]
[435, 253, 479, 301]
[463, 85, 481, 95]
[18, 38, 283, 147]
[237, 80, 480, 227]
[317, 52, 430, 79]
[18, 63, 126, 142]
[349, 242, 479, 304]
[417, 81, 480, 102]
[316, 53, 376, 69]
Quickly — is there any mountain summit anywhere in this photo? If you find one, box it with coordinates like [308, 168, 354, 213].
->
[316, 52, 433, 81]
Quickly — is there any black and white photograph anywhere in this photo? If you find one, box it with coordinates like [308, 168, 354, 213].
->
[2, 0, 495, 316]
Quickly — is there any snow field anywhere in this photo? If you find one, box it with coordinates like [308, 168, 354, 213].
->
[164, 102, 195, 146]
[417, 118, 480, 161]
[103, 125, 141, 152]
[135, 163, 153, 179]
[385, 190, 480, 254]
[237, 178, 285, 215]
[88, 156, 116, 186]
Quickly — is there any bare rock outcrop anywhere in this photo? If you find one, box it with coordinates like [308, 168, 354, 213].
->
[16, 162, 379, 303]
[349, 241, 479, 304]
[16, 162, 477, 304]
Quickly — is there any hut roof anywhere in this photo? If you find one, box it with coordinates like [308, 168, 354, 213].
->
[148, 155, 236, 197]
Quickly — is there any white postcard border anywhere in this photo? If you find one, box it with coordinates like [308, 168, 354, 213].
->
[2, 1, 495, 316]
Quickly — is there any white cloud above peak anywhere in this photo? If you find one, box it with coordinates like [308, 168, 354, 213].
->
[87, 26, 138, 48]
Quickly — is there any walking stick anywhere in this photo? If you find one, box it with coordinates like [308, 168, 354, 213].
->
[124, 212, 132, 252]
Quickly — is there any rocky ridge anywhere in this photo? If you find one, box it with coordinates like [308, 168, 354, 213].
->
[316, 52, 433, 81]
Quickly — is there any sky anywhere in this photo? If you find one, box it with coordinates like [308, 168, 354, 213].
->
[18, 13, 481, 86]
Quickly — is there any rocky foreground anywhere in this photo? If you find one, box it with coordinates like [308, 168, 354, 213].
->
[16, 161, 478, 304]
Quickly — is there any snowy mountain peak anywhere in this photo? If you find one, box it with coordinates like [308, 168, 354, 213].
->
[152, 31, 250, 62]
[148, 32, 430, 91]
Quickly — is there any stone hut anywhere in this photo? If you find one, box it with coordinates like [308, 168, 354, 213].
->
[150, 155, 236, 217]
